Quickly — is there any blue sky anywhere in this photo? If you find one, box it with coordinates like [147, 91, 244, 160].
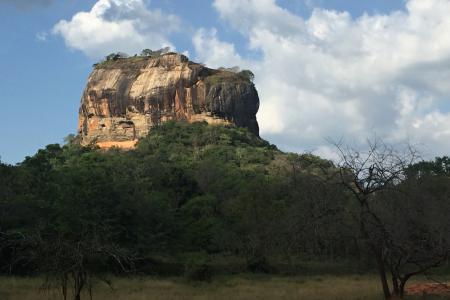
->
[1, 0, 450, 163]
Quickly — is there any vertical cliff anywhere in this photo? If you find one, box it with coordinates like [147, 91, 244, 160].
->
[78, 52, 259, 148]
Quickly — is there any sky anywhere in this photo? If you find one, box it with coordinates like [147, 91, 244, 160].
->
[1, 0, 450, 164]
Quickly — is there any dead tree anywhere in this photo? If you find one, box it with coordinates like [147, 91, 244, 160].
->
[331, 137, 447, 299]
[1, 228, 134, 300]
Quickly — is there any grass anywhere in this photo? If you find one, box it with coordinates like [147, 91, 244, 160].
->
[0, 274, 448, 300]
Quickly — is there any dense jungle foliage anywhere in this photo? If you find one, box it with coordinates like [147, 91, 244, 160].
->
[0, 122, 449, 299]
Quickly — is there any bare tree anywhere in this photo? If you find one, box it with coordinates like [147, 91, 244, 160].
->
[1, 227, 134, 300]
[331, 138, 450, 299]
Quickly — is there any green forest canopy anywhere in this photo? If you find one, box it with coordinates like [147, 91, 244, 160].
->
[1, 121, 449, 299]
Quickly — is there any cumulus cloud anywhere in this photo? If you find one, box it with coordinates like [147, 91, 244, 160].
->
[193, 28, 247, 69]
[52, 0, 180, 59]
[194, 0, 450, 158]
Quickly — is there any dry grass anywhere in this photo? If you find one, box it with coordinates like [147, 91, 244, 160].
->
[0, 274, 447, 300]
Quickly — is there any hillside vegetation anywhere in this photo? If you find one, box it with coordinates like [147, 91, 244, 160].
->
[0, 122, 349, 272]
[1, 122, 450, 299]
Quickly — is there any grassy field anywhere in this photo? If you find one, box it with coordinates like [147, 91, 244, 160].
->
[0, 274, 448, 300]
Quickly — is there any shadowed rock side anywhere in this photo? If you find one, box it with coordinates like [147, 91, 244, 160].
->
[78, 53, 259, 148]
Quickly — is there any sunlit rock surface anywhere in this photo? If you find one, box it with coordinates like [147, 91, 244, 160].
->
[78, 53, 259, 148]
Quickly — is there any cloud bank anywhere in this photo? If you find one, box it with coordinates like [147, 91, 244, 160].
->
[53, 0, 180, 59]
[194, 0, 450, 157]
[52, 0, 450, 159]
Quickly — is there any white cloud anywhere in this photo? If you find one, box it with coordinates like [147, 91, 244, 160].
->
[52, 0, 180, 59]
[194, 0, 450, 158]
[193, 28, 249, 69]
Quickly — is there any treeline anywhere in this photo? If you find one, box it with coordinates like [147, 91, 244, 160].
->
[0, 122, 449, 299]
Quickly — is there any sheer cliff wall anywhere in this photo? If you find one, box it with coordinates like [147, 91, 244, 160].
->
[78, 53, 259, 148]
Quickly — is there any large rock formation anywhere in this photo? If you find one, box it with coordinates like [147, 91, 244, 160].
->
[78, 53, 259, 148]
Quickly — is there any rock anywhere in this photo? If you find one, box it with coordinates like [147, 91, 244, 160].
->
[78, 53, 259, 148]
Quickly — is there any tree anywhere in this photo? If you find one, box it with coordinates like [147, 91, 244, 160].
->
[333, 138, 450, 299]
[2, 150, 137, 300]
[141, 47, 171, 57]
[105, 52, 128, 61]
[140, 49, 153, 56]
[373, 171, 450, 298]
[408, 156, 450, 176]
[160, 46, 171, 54]
[2, 229, 132, 300]
[63, 134, 76, 145]
[239, 70, 255, 82]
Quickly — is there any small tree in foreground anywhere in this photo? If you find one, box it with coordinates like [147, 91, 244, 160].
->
[1, 224, 134, 300]
[333, 138, 450, 299]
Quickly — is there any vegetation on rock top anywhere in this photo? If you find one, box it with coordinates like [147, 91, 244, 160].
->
[92, 48, 255, 83]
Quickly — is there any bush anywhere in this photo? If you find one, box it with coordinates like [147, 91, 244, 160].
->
[183, 254, 213, 281]
[239, 69, 255, 82]
[247, 255, 273, 274]
[184, 263, 213, 281]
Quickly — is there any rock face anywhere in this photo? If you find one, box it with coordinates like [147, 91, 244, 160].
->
[78, 53, 259, 148]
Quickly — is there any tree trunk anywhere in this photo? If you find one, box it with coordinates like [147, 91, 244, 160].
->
[399, 278, 408, 299]
[62, 281, 67, 300]
[61, 274, 68, 300]
[391, 272, 400, 297]
[360, 200, 391, 298]
[374, 250, 391, 299]
[73, 271, 85, 300]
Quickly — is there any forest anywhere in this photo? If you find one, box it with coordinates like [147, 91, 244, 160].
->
[1, 121, 450, 299]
